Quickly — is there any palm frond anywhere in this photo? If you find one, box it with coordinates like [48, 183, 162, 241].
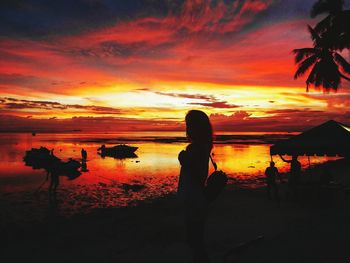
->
[294, 55, 318, 79]
[314, 15, 332, 34]
[307, 25, 322, 46]
[316, 58, 341, 90]
[334, 52, 350, 75]
[315, 11, 350, 50]
[306, 63, 320, 91]
[335, 34, 350, 50]
[292, 48, 317, 63]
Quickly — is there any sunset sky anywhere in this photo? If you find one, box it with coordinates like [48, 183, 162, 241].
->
[0, 0, 349, 132]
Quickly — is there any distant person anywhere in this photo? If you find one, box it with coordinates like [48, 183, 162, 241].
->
[279, 154, 301, 199]
[81, 160, 89, 172]
[81, 148, 87, 161]
[264, 161, 281, 200]
[178, 110, 213, 263]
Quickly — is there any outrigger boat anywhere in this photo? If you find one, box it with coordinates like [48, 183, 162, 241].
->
[24, 147, 81, 179]
[24, 147, 59, 169]
[97, 144, 138, 158]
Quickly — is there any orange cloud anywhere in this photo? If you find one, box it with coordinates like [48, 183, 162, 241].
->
[0, 0, 349, 131]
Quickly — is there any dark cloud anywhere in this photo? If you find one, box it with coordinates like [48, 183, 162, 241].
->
[262, 0, 350, 23]
[0, 0, 277, 39]
[0, 0, 184, 38]
[0, 73, 47, 86]
[0, 97, 123, 114]
[210, 109, 350, 131]
[267, 109, 323, 114]
[153, 91, 216, 100]
[64, 41, 157, 59]
[1, 107, 349, 132]
[0, 114, 183, 132]
[189, 101, 240, 108]
[140, 90, 240, 108]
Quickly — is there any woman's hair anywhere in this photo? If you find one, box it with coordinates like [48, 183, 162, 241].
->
[185, 110, 213, 147]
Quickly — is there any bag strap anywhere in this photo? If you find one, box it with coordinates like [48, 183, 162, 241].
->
[209, 154, 217, 171]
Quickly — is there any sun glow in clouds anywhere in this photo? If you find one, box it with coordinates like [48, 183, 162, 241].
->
[0, 0, 349, 131]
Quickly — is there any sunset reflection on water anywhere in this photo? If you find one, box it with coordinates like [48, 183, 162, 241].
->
[0, 132, 338, 216]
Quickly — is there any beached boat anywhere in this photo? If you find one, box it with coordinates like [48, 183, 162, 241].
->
[59, 158, 81, 171]
[57, 159, 82, 179]
[24, 147, 81, 178]
[23, 147, 59, 169]
[97, 144, 138, 158]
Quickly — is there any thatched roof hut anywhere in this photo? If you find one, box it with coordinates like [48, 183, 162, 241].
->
[270, 120, 350, 157]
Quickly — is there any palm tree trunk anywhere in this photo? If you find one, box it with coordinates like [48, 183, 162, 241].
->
[340, 73, 350, 81]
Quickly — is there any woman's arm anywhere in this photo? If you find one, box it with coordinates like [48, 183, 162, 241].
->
[279, 154, 291, 163]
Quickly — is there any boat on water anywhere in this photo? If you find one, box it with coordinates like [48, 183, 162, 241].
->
[97, 144, 138, 158]
[23, 147, 82, 179]
[57, 159, 81, 179]
[24, 147, 59, 169]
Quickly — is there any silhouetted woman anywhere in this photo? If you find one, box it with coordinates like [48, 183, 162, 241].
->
[178, 110, 213, 263]
[279, 154, 301, 199]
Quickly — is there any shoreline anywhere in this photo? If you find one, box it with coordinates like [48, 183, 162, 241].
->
[43, 134, 294, 145]
[2, 158, 348, 218]
[0, 131, 295, 145]
[1, 158, 347, 228]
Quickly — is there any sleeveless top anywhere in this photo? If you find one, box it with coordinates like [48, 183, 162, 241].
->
[177, 143, 211, 204]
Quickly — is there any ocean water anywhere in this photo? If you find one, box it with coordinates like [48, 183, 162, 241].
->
[0, 132, 337, 218]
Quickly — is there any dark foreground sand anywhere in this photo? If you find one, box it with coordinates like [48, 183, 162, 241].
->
[2, 158, 350, 263]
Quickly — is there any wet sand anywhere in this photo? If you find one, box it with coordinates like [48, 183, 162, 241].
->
[2, 158, 350, 263]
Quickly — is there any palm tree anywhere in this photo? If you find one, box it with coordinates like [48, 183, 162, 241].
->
[311, 0, 350, 50]
[293, 26, 350, 91]
[311, 0, 344, 17]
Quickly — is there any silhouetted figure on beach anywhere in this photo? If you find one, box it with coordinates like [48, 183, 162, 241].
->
[46, 150, 59, 194]
[178, 110, 212, 263]
[264, 161, 281, 200]
[81, 148, 89, 171]
[279, 154, 301, 199]
[81, 160, 89, 172]
[81, 148, 87, 161]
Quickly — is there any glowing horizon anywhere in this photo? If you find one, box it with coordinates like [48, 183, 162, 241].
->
[0, 0, 349, 132]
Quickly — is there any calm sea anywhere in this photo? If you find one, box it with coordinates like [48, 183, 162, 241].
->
[0, 131, 336, 219]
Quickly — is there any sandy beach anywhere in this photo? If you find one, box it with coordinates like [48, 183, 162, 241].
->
[2, 158, 349, 263]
